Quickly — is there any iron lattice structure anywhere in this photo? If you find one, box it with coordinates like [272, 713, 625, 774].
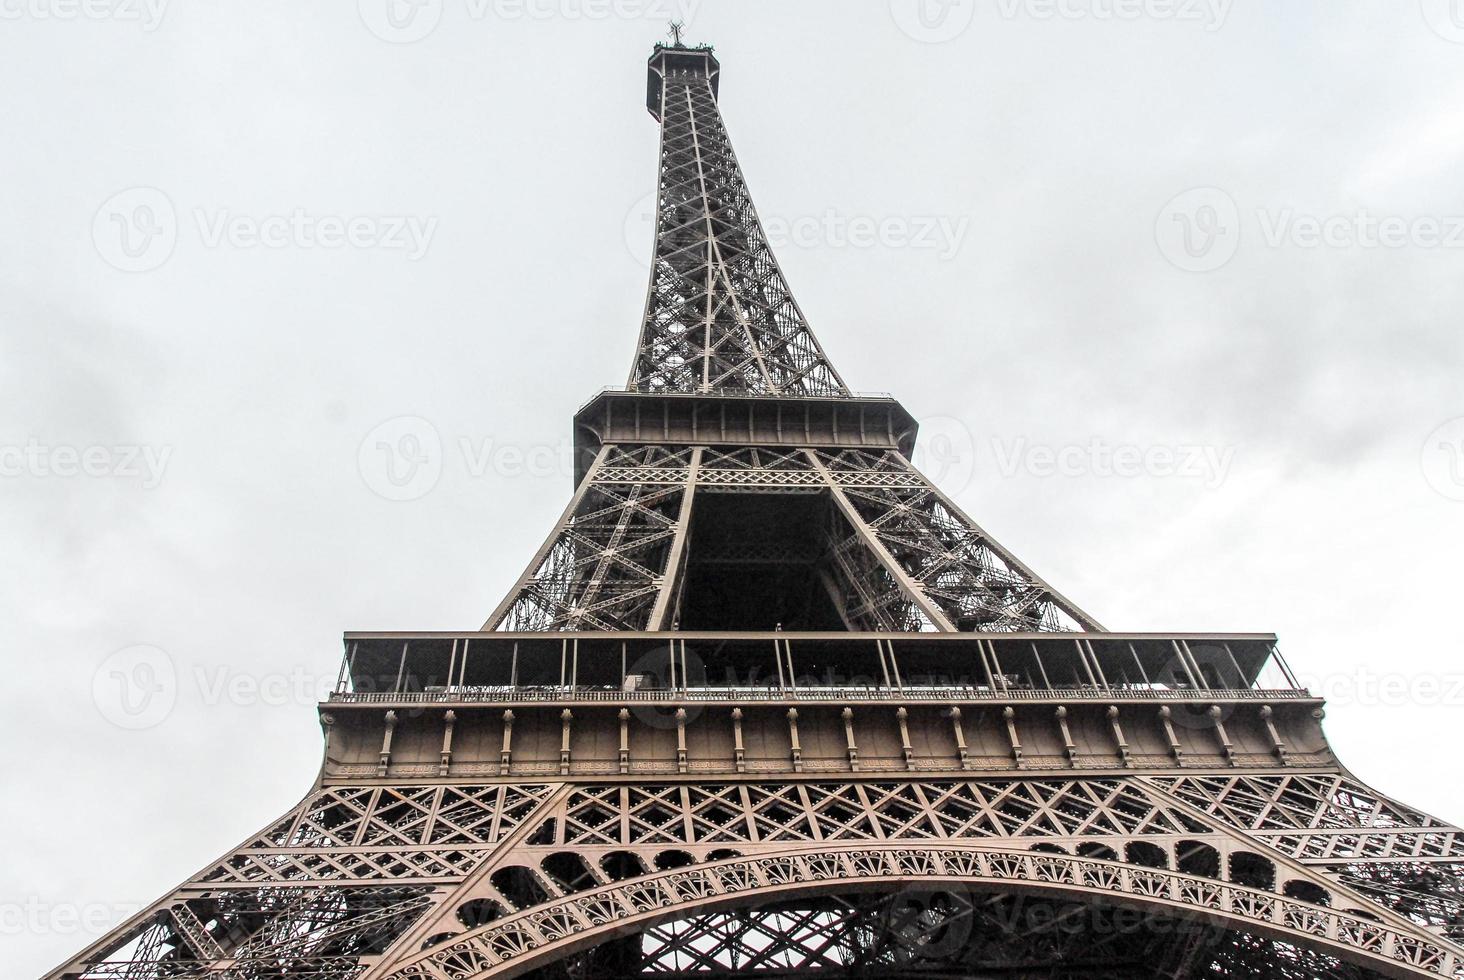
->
[50, 40, 1464, 980]
[630, 50, 845, 397]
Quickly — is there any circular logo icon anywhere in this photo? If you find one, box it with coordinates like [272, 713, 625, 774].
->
[912, 415, 978, 497]
[623, 191, 658, 269]
[358, 0, 443, 43]
[1420, 0, 1464, 43]
[625, 644, 707, 729]
[92, 645, 177, 730]
[888, 0, 977, 43]
[1155, 187, 1241, 273]
[882, 887, 975, 963]
[92, 187, 177, 273]
[358, 416, 443, 502]
[1422, 417, 1464, 501]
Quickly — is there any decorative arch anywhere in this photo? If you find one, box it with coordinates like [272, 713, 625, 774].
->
[376, 845, 1461, 980]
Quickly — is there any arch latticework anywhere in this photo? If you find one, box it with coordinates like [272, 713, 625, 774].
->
[376, 845, 1462, 980]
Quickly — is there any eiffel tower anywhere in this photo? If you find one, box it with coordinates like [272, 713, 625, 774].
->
[52, 38, 1464, 980]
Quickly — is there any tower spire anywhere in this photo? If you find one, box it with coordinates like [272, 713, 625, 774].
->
[632, 43, 849, 396]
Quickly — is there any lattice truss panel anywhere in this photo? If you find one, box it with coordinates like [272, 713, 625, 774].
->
[374, 775, 1464, 979]
[631, 66, 847, 396]
[1155, 774, 1464, 941]
[549, 892, 1396, 980]
[815, 449, 1096, 633]
[822, 510, 931, 633]
[819, 448, 1095, 629]
[52, 785, 555, 980]
[538, 778, 1216, 849]
[53, 775, 1464, 980]
[696, 446, 823, 492]
[67, 887, 435, 980]
[490, 445, 1095, 634]
[492, 447, 696, 632]
[197, 784, 555, 885]
[628, 894, 1182, 978]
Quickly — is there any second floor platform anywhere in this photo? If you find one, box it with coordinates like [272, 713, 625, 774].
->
[330, 630, 1304, 707]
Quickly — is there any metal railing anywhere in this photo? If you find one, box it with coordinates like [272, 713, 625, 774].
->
[578, 386, 897, 413]
[328, 685, 1312, 706]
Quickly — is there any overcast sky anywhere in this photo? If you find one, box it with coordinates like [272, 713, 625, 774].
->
[5, 1, 1464, 974]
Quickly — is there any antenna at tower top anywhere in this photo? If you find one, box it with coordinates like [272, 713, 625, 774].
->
[667, 20, 685, 46]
